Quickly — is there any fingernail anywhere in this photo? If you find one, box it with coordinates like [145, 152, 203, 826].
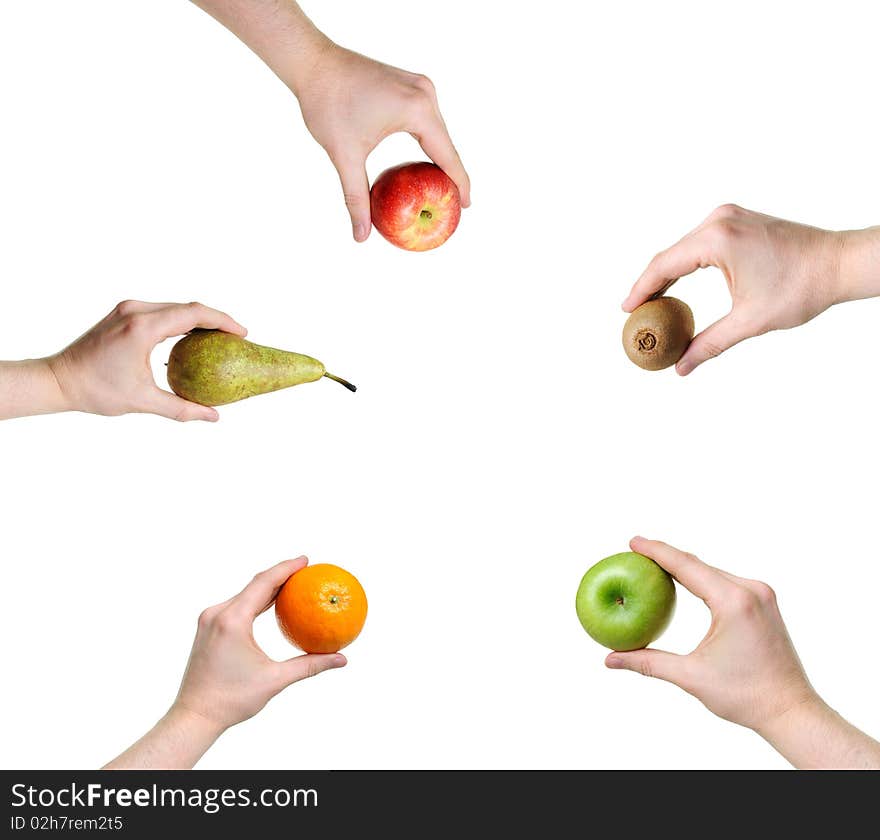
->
[354, 224, 366, 242]
[606, 656, 623, 669]
[676, 361, 692, 376]
[206, 410, 219, 422]
[621, 299, 631, 311]
[333, 654, 347, 667]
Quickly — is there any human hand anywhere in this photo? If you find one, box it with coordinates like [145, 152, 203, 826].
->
[47, 300, 246, 422]
[623, 205, 848, 375]
[293, 43, 470, 242]
[172, 557, 347, 733]
[605, 537, 817, 733]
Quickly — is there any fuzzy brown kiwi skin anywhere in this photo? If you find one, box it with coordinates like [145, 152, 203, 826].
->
[622, 296, 695, 371]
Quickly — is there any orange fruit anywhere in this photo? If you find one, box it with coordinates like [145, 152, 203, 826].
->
[275, 563, 367, 654]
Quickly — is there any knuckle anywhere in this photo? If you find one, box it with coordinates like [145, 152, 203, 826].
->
[122, 312, 149, 336]
[413, 73, 436, 96]
[698, 338, 726, 360]
[214, 611, 237, 634]
[636, 658, 656, 678]
[406, 79, 436, 115]
[749, 580, 777, 605]
[343, 191, 366, 210]
[648, 249, 667, 269]
[114, 299, 137, 316]
[708, 217, 738, 245]
[710, 203, 742, 221]
[197, 607, 216, 629]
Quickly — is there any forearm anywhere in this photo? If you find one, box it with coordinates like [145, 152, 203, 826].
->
[756, 696, 880, 769]
[103, 705, 225, 770]
[0, 358, 69, 420]
[837, 226, 880, 304]
[190, 0, 329, 94]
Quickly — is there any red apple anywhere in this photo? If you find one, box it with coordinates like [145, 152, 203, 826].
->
[370, 162, 461, 251]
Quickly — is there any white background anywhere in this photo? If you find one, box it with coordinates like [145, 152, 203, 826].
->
[1, 0, 878, 770]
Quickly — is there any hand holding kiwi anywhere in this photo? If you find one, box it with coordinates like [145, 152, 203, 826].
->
[622, 296, 695, 371]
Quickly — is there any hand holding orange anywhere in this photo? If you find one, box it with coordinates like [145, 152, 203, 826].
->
[275, 563, 368, 654]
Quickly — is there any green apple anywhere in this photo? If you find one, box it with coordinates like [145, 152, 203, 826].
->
[575, 552, 676, 651]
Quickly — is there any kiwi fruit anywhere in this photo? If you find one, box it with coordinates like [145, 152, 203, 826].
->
[622, 296, 694, 371]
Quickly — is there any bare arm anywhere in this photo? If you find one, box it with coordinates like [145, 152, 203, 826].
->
[189, 0, 328, 90]
[757, 696, 880, 770]
[838, 225, 880, 304]
[104, 706, 224, 771]
[0, 360, 69, 420]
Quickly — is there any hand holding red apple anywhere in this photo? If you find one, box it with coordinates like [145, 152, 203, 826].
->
[294, 44, 470, 243]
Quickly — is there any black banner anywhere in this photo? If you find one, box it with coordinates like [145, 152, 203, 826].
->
[0, 770, 872, 835]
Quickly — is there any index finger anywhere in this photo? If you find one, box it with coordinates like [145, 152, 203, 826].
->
[150, 302, 247, 341]
[412, 113, 471, 207]
[630, 536, 732, 607]
[226, 556, 310, 619]
[622, 227, 717, 312]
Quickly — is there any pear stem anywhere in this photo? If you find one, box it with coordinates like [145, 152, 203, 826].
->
[323, 372, 357, 392]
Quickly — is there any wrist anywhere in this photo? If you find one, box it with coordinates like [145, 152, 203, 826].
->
[44, 353, 78, 414]
[0, 357, 72, 419]
[833, 226, 880, 304]
[278, 29, 334, 99]
[166, 703, 228, 748]
[753, 689, 828, 745]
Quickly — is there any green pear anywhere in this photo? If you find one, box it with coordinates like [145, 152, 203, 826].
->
[167, 329, 355, 406]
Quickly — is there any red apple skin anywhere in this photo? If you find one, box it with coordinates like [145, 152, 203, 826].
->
[370, 162, 461, 252]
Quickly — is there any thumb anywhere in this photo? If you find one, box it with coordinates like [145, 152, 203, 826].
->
[334, 156, 371, 243]
[605, 649, 685, 685]
[148, 390, 219, 423]
[676, 313, 753, 376]
[276, 653, 347, 689]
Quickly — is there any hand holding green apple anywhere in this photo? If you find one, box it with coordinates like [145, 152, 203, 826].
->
[581, 537, 880, 769]
[601, 537, 815, 733]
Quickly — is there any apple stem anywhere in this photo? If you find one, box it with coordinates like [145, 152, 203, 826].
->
[324, 372, 357, 392]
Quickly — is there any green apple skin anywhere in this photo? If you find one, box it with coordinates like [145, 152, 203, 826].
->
[575, 552, 676, 651]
